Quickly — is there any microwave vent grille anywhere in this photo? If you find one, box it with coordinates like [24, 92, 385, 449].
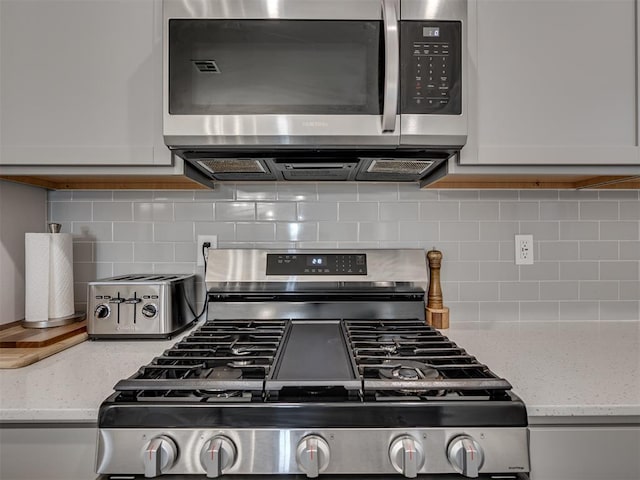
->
[366, 159, 434, 175]
[198, 159, 266, 174]
[193, 60, 220, 73]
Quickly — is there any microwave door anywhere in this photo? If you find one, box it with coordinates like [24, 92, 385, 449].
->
[163, 0, 400, 148]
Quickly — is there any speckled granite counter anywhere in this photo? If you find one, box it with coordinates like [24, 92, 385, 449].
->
[0, 321, 638, 423]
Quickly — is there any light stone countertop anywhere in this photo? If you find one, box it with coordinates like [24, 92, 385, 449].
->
[0, 321, 638, 423]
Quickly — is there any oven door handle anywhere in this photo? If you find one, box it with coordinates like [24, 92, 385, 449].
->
[381, 0, 399, 132]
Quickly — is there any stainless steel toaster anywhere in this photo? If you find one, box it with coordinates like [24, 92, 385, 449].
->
[87, 274, 197, 339]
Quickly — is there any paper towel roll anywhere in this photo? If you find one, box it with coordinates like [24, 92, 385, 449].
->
[24, 233, 75, 323]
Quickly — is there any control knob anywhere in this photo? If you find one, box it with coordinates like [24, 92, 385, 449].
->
[388, 435, 425, 478]
[200, 436, 237, 478]
[94, 304, 110, 319]
[142, 435, 177, 478]
[447, 435, 484, 478]
[296, 435, 330, 478]
[142, 303, 158, 319]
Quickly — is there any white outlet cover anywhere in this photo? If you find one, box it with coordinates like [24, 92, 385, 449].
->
[196, 235, 218, 266]
[515, 234, 534, 265]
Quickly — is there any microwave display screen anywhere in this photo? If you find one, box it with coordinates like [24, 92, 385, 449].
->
[423, 27, 440, 37]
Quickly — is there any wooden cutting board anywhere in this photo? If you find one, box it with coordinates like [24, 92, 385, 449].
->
[0, 320, 88, 369]
[0, 320, 86, 348]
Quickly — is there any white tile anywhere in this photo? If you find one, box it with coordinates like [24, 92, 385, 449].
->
[600, 301, 640, 321]
[153, 191, 195, 202]
[175, 203, 214, 221]
[500, 282, 539, 301]
[620, 281, 640, 301]
[134, 243, 174, 263]
[318, 223, 358, 241]
[195, 222, 236, 241]
[358, 222, 398, 241]
[257, 203, 297, 221]
[275, 222, 318, 241]
[276, 184, 318, 201]
[318, 183, 357, 201]
[446, 302, 479, 321]
[153, 263, 196, 274]
[600, 261, 639, 281]
[154, 222, 194, 242]
[600, 221, 639, 241]
[620, 241, 640, 260]
[113, 190, 153, 201]
[479, 262, 519, 281]
[441, 262, 479, 281]
[71, 222, 113, 242]
[133, 203, 174, 221]
[236, 184, 276, 201]
[438, 190, 478, 201]
[559, 301, 599, 321]
[479, 222, 518, 241]
[459, 242, 499, 261]
[297, 203, 337, 221]
[94, 243, 133, 262]
[72, 191, 113, 201]
[194, 184, 235, 201]
[540, 202, 579, 220]
[93, 202, 132, 221]
[579, 281, 619, 301]
[559, 222, 599, 240]
[559, 190, 598, 200]
[500, 202, 539, 221]
[518, 222, 560, 241]
[478, 190, 518, 200]
[175, 243, 197, 262]
[47, 190, 72, 201]
[398, 184, 438, 201]
[520, 262, 559, 281]
[539, 242, 579, 261]
[440, 222, 478, 241]
[460, 202, 500, 221]
[580, 201, 619, 220]
[399, 221, 439, 242]
[216, 202, 256, 221]
[458, 282, 499, 301]
[520, 302, 559, 321]
[338, 202, 378, 221]
[357, 183, 398, 201]
[51, 202, 92, 221]
[420, 201, 459, 221]
[479, 302, 519, 322]
[519, 190, 558, 200]
[380, 202, 419, 221]
[560, 262, 599, 280]
[540, 281, 579, 301]
[113, 222, 153, 242]
[236, 223, 276, 241]
[579, 241, 619, 260]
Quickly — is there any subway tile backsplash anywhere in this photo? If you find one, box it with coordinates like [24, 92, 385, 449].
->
[47, 185, 640, 322]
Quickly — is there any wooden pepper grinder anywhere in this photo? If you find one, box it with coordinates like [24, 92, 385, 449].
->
[426, 249, 450, 329]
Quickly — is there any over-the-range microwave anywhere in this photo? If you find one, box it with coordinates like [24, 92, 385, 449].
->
[163, 0, 467, 183]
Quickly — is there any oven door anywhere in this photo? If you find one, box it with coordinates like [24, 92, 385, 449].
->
[163, 0, 400, 147]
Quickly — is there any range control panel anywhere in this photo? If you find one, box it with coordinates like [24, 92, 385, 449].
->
[401, 21, 462, 115]
[266, 253, 367, 275]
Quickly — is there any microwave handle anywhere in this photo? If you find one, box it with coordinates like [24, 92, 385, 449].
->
[381, 0, 399, 132]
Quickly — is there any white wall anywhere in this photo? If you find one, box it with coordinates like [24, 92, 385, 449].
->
[0, 180, 47, 324]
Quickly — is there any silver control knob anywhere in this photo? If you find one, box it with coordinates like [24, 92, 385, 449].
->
[296, 435, 330, 478]
[94, 304, 110, 319]
[142, 303, 158, 319]
[200, 436, 237, 478]
[389, 435, 425, 478]
[142, 435, 177, 478]
[447, 435, 484, 478]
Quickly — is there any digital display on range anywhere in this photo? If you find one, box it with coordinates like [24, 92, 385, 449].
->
[307, 256, 327, 266]
[266, 253, 367, 275]
[423, 26, 440, 37]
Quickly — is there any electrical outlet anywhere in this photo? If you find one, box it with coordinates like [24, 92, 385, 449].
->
[196, 235, 217, 266]
[515, 234, 534, 265]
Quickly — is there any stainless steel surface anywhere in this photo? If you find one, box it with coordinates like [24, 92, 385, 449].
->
[382, 0, 399, 133]
[97, 427, 530, 475]
[205, 249, 428, 289]
[363, 378, 513, 391]
[143, 435, 177, 478]
[389, 435, 424, 478]
[200, 436, 237, 478]
[87, 274, 195, 338]
[447, 435, 484, 478]
[163, 0, 467, 174]
[296, 435, 331, 478]
[47, 222, 61, 233]
[20, 311, 84, 329]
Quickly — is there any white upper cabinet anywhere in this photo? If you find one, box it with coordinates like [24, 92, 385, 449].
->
[0, 0, 170, 166]
[463, 0, 639, 165]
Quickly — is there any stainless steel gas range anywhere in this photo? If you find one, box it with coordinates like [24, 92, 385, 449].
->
[96, 249, 530, 479]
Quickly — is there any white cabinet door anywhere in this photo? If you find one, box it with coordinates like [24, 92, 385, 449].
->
[0, 0, 170, 166]
[464, 0, 639, 165]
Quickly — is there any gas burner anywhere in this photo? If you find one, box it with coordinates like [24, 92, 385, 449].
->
[228, 359, 254, 367]
[230, 344, 262, 356]
[208, 366, 243, 380]
[377, 334, 403, 343]
[378, 360, 440, 382]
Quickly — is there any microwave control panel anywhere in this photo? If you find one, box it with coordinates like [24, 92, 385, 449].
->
[266, 253, 367, 275]
[401, 21, 462, 115]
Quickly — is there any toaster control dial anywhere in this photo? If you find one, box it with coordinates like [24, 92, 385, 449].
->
[142, 303, 158, 319]
[447, 435, 484, 478]
[389, 435, 424, 478]
[296, 435, 330, 478]
[142, 435, 177, 478]
[94, 304, 110, 319]
[200, 436, 237, 478]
